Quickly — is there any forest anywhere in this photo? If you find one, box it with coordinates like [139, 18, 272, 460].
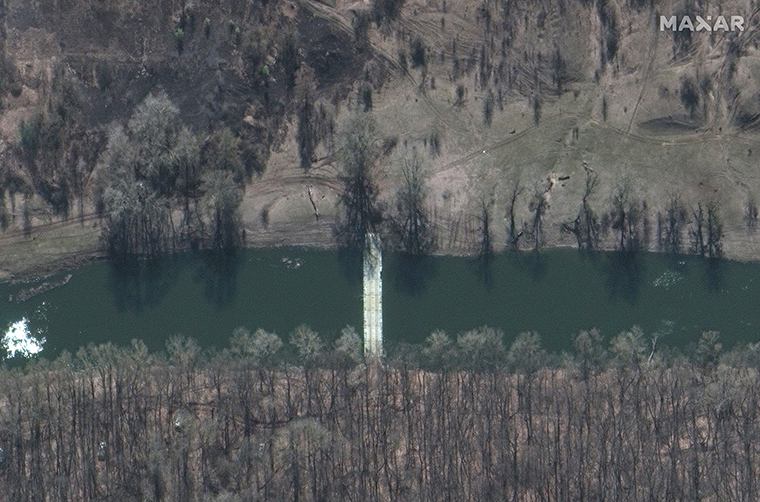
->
[2, 326, 760, 501]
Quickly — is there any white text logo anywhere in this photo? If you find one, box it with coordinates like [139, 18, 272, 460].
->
[660, 15, 744, 32]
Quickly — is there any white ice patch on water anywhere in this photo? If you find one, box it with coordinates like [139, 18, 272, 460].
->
[2, 317, 46, 358]
[653, 270, 683, 289]
[280, 256, 302, 269]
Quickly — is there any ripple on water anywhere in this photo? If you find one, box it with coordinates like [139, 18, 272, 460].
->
[2, 317, 46, 359]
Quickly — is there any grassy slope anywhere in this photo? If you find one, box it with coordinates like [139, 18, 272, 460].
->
[3, 0, 760, 280]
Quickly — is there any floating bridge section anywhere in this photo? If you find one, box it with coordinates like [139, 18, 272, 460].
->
[363, 233, 383, 358]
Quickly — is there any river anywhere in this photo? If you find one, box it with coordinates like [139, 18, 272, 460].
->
[1, 247, 759, 360]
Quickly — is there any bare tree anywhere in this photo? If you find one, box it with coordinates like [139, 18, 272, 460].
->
[705, 200, 722, 258]
[477, 196, 493, 258]
[201, 170, 244, 251]
[609, 181, 648, 253]
[562, 170, 600, 250]
[658, 193, 687, 254]
[690, 200, 722, 258]
[335, 112, 384, 251]
[505, 179, 524, 250]
[391, 150, 435, 255]
[690, 202, 706, 255]
[745, 196, 758, 231]
[482, 90, 495, 125]
[296, 65, 318, 170]
[528, 182, 548, 251]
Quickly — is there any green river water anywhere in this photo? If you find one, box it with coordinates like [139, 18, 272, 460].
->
[1, 247, 759, 360]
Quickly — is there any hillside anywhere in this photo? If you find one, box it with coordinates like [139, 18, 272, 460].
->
[2, 0, 760, 277]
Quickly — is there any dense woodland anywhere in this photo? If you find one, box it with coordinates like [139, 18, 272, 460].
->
[2, 326, 760, 501]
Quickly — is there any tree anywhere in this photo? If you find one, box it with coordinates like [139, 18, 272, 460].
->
[296, 65, 318, 170]
[532, 92, 542, 125]
[290, 325, 324, 363]
[410, 36, 426, 68]
[573, 328, 605, 380]
[562, 170, 600, 250]
[208, 128, 245, 183]
[101, 174, 172, 256]
[335, 111, 384, 251]
[528, 183, 548, 251]
[457, 326, 505, 370]
[173, 127, 204, 240]
[477, 196, 493, 257]
[694, 331, 722, 371]
[659, 193, 687, 254]
[422, 329, 453, 369]
[552, 46, 567, 94]
[597, 0, 619, 65]
[680, 76, 700, 119]
[333, 326, 362, 366]
[690, 202, 706, 255]
[609, 181, 648, 253]
[359, 82, 373, 113]
[274, 418, 332, 502]
[391, 150, 434, 255]
[507, 331, 545, 443]
[705, 200, 722, 258]
[690, 200, 722, 258]
[507, 331, 545, 374]
[95, 92, 207, 256]
[128, 92, 181, 195]
[201, 170, 244, 251]
[482, 90, 495, 125]
[745, 196, 758, 231]
[372, 0, 405, 24]
[609, 325, 646, 368]
[230, 327, 283, 365]
[505, 179, 524, 250]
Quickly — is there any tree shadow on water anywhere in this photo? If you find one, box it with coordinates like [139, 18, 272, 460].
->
[391, 253, 438, 296]
[337, 247, 363, 286]
[194, 249, 242, 309]
[603, 252, 644, 304]
[703, 257, 725, 294]
[521, 251, 548, 282]
[107, 254, 179, 313]
[472, 253, 495, 289]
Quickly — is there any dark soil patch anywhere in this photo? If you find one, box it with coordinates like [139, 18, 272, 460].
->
[298, 9, 369, 90]
[638, 117, 698, 135]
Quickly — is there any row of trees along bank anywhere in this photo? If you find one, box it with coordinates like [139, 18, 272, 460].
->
[94, 91, 729, 263]
[0, 79, 738, 262]
[2, 325, 760, 501]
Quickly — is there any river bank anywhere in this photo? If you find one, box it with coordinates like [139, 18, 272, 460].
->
[0, 209, 759, 286]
